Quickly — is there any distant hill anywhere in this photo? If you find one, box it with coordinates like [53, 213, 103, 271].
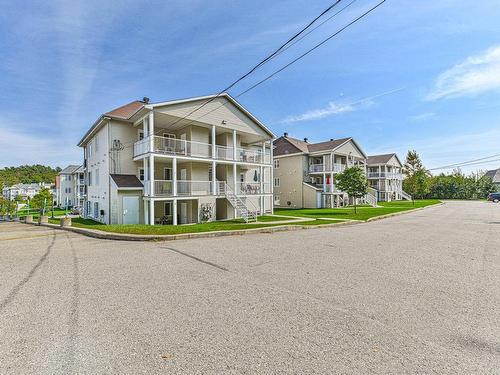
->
[0, 165, 61, 188]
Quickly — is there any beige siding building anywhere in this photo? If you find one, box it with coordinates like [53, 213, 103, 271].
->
[273, 134, 374, 208]
[366, 153, 410, 201]
[78, 93, 274, 225]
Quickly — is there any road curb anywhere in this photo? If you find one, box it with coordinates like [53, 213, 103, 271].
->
[16, 202, 443, 242]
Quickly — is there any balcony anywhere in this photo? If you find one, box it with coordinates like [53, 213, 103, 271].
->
[367, 172, 403, 179]
[134, 135, 271, 164]
[308, 163, 347, 173]
[236, 182, 272, 195]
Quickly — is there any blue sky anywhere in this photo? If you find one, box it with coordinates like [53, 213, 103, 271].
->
[1, 0, 500, 173]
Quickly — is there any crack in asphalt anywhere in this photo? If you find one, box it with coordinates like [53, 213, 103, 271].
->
[162, 246, 229, 272]
[0, 231, 56, 313]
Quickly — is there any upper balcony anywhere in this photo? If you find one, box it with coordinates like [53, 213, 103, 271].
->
[367, 172, 403, 179]
[308, 163, 347, 173]
[134, 136, 271, 165]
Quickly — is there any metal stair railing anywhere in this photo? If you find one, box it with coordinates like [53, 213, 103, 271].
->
[401, 190, 412, 201]
[217, 181, 258, 223]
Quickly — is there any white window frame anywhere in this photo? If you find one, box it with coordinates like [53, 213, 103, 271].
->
[95, 168, 99, 186]
[88, 171, 92, 186]
[164, 167, 172, 181]
[138, 168, 145, 181]
[273, 159, 280, 169]
[274, 195, 280, 205]
[273, 177, 280, 187]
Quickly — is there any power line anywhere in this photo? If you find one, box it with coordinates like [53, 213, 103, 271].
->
[429, 153, 500, 171]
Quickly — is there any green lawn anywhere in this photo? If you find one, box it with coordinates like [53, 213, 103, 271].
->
[17, 208, 70, 218]
[275, 199, 441, 221]
[47, 215, 344, 235]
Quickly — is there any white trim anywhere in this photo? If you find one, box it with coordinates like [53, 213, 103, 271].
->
[273, 152, 305, 159]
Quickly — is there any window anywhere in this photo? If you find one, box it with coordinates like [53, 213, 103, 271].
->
[274, 159, 280, 169]
[273, 177, 280, 187]
[88, 171, 92, 186]
[274, 195, 280, 205]
[86, 201, 91, 217]
[95, 169, 99, 186]
[139, 131, 144, 140]
[138, 168, 145, 181]
[94, 135, 99, 152]
[94, 202, 99, 218]
[68, 175, 71, 181]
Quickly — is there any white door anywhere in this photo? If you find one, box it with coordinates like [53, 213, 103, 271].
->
[180, 202, 188, 224]
[123, 196, 139, 224]
[316, 192, 322, 208]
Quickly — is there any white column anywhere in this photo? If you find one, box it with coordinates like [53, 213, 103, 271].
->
[149, 156, 154, 196]
[323, 173, 327, 192]
[270, 141, 274, 214]
[149, 199, 154, 226]
[211, 125, 216, 159]
[212, 160, 217, 195]
[172, 199, 178, 225]
[144, 200, 149, 224]
[330, 172, 334, 193]
[148, 111, 154, 152]
[260, 165, 264, 215]
[232, 129, 237, 161]
[261, 142, 266, 164]
[233, 163, 237, 192]
[172, 158, 177, 196]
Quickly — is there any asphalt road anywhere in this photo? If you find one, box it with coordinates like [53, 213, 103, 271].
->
[0, 200, 499, 374]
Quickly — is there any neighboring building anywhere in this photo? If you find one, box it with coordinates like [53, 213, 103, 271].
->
[77, 93, 274, 225]
[57, 165, 82, 208]
[484, 168, 500, 191]
[2, 182, 53, 201]
[272, 133, 374, 208]
[366, 153, 410, 201]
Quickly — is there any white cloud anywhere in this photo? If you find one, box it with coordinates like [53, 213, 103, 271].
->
[281, 87, 404, 124]
[409, 112, 436, 122]
[426, 45, 500, 100]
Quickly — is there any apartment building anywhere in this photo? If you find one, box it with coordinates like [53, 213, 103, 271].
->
[366, 153, 409, 201]
[2, 182, 53, 201]
[56, 165, 85, 208]
[77, 93, 274, 225]
[273, 133, 373, 208]
[484, 168, 500, 191]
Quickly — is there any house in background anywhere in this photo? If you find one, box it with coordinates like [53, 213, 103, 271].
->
[484, 168, 500, 191]
[366, 153, 410, 201]
[56, 165, 83, 208]
[77, 93, 274, 225]
[272, 133, 376, 209]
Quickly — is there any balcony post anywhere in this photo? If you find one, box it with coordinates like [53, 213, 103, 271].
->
[232, 129, 237, 161]
[172, 158, 177, 196]
[211, 125, 216, 159]
[172, 199, 178, 225]
[330, 172, 334, 194]
[261, 142, 266, 164]
[148, 111, 154, 153]
[323, 173, 327, 192]
[233, 163, 237, 192]
[212, 160, 216, 195]
[149, 156, 154, 198]
[270, 143, 274, 214]
[149, 199, 154, 226]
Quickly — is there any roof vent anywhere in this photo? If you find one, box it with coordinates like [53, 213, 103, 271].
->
[304, 137, 308, 143]
[142, 97, 150, 104]
[284, 132, 288, 137]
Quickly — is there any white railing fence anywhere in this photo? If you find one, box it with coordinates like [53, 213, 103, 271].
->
[401, 190, 412, 201]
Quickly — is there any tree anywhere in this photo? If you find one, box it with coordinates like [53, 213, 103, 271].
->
[403, 150, 424, 177]
[402, 150, 430, 200]
[31, 188, 53, 214]
[477, 174, 497, 198]
[335, 166, 368, 213]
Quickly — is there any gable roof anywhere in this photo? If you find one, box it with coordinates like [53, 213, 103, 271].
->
[110, 174, 144, 189]
[366, 153, 401, 165]
[485, 168, 500, 183]
[273, 135, 361, 156]
[78, 93, 273, 147]
[59, 165, 81, 175]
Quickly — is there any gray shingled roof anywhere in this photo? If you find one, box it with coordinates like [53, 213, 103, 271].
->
[273, 136, 353, 156]
[110, 174, 144, 188]
[485, 168, 500, 183]
[366, 154, 397, 165]
[59, 165, 81, 175]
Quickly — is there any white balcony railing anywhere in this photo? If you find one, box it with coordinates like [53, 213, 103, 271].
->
[154, 180, 173, 196]
[236, 182, 272, 195]
[177, 180, 213, 196]
[309, 163, 347, 173]
[367, 172, 403, 179]
[134, 135, 271, 164]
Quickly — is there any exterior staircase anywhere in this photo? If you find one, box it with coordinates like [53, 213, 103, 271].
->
[217, 182, 258, 223]
[365, 187, 378, 207]
[401, 190, 412, 201]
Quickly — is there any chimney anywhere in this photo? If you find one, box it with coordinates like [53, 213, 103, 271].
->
[283, 132, 288, 137]
[142, 97, 150, 104]
[303, 137, 308, 143]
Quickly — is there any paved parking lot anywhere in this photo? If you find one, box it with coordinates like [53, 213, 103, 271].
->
[0, 200, 499, 374]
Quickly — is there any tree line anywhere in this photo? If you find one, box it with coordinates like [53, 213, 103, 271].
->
[0, 164, 61, 188]
[402, 150, 497, 200]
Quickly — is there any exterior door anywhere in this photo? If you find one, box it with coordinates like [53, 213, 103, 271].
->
[180, 202, 188, 224]
[123, 196, 139, 224]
